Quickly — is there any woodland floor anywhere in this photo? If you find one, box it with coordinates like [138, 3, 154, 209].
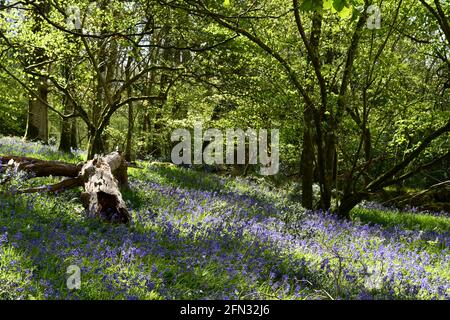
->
[0, 136, 449, 300]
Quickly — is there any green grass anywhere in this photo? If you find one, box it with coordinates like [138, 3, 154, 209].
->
[351, 207, 450, 233]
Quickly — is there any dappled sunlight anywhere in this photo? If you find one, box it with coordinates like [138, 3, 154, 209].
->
[1, 147, 449, 299]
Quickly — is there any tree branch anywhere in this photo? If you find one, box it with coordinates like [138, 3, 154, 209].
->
[366, 119, 450, 191]
[179, 0, 314, 108]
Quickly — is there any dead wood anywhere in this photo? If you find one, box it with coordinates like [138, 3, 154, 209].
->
[0, 155, 82, 177]
[80, 152, 130, 223]
[0, 152, 130, 224]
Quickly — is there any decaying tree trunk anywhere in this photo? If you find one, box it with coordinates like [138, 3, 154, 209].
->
[79, 153, 130, 223]
[0, 156, 83, 177]
[0, 152, 130, 224]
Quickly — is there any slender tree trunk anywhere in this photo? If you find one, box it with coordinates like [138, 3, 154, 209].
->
[151, 72, 169, 158]
[363, 128, 372, 186]
[301, 112, 314, 209]
[124, 52, 134, 162]
[59, 63, 76, 153]
[321, 128, 336, 210]
[91, 89, 104, 156]
[70, 118, 78, 150]
[125, 95, 134, 162]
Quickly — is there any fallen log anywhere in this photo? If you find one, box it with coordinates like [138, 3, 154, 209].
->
[0, 155, 82, 177]
[80, 153, 130, 223]
[0, 152, 130, 224]
[16, 176, 84, 194]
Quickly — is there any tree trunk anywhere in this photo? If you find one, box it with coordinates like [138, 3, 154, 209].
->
[338, 193, 365, 218]
[59, 60, 78, 153]
[24, 2, 49, 144]
[80, 152, 130, 223]
[363, 128, 371, 186]
[125, 58, 134, 162]
[301, 116, 314, 209]
[87, 130, 105, 159]
[59, 117, 72, 153]
[320, 130, 336, 210]
[24, 77, 48, 143]
[125, 102, 134, 162]
[70, 118, 78, 150]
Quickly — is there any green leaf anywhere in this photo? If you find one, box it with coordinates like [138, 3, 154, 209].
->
[299, 0, 322, 12]
[300, 0, 314, 11]
[323, 0, 334, 10]
[333, 0, 346, 12]
[338, 4, 352, 18]
[223, 0, 231, 7]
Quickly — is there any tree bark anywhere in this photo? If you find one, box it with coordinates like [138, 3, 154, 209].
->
[24, 2, 49, 144]
[87, 130, 106, 159]
[321, 129, 336, 210]
[125, 55, 134, 162]
[338, 193, 365, 218]
[0, 155, 82, 177]
[25, 77, 48, 143]
[125, 101, 134, 162]
[80, 152, 130, 223]
[301, 113, 314, 209]
[59, 60, 78, 153]
[1, 152, 130, 224]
